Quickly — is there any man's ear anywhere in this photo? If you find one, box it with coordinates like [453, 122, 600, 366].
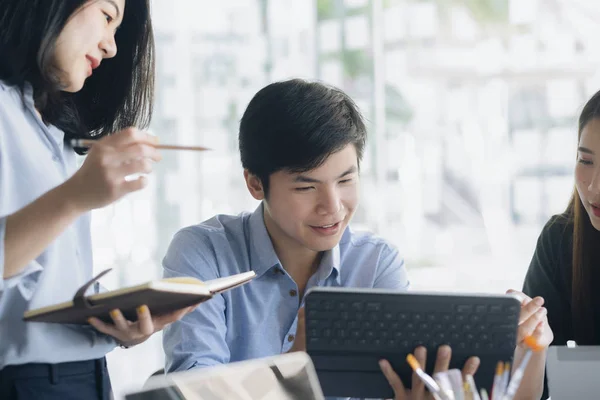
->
[244, 169, 265, 201]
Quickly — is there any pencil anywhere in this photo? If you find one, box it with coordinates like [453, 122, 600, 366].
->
[465, 374, 481, 400]
[491, 361, 504, 400]
[70, 139, 210, 152]
[406, 354, 444, 400]
[501, 336, 544, 400]
[499, 362, 510, 399]
[480, 388, 489, 400]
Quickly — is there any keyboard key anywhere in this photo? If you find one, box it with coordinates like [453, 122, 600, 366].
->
[336, 329, 347, 338]
[333, 320, 346, 329]
[487, 315, 512, 323]
[397, 312, 409, 321]
[475, 305, 487, 314]
[490, 305, 503, 313]
[308, 319, 319, 328]
[457, 305, 473, 313]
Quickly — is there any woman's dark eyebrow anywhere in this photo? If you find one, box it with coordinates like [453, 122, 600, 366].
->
[578, 146, 595, 155]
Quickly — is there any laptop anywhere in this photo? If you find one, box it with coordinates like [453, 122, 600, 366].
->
[547, 345, 600, 400]
[125, 352, 324, 400]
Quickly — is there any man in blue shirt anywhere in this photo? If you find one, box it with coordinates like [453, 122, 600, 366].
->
[162, 79, 480, 398]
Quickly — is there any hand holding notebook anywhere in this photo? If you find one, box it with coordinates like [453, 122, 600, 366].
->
[23, 268, 256, 325]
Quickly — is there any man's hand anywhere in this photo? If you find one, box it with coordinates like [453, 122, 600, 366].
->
[379, 345, 480, 400]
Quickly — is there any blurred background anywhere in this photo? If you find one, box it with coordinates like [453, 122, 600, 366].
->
[90, 0, 600, 397]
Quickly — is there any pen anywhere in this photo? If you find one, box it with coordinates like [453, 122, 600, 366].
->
[433, 371, 455, 400]
[499, 362, 510, 399]
[465, 374, 481, 400]
[406, 354, 445, 400]
[491, 361, 504, 400]
[70, 138, 210, 152]
[480, 388, 489, 400]
[501, 336, 544, 400]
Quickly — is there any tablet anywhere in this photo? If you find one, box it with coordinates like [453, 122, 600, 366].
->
[305, 287, 521, 398]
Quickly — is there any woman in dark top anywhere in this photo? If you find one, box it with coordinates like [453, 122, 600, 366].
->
[523, 88, 600, 397]
[524, 88, 600, 345]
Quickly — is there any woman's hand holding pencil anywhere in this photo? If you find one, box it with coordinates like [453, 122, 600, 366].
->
[62, 128, 162, 211]
[506, 289, 553, 350]
[505, 289, 554, 400]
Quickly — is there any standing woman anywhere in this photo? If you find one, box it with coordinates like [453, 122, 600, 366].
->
[0, 1, 192, 399]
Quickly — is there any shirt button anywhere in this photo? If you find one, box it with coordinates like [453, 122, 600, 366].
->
[52, 155, 60, 162]
[287, 334, 295, 342]
[289, 289, 297, 297]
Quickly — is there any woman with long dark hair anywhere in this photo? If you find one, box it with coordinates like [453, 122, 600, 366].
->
[0, 1, 192, 398]
[523, 89, 600, 396]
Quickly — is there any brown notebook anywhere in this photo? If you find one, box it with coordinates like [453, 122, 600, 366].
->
[23, 268, 256, 324]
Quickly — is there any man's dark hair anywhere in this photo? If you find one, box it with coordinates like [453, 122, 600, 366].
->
[0, 0, 155, 153]
[239, 79, 367, 195]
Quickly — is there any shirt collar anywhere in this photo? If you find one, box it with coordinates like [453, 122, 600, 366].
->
[317, 243, 341, 285]
[248, 203, 281, 278]
[248, 202, 342, 284]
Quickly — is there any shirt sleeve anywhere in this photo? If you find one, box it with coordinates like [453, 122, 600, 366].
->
[373, 243, 410, 290]
[0, 93, 44, 294]
[162, 228, 231, 372]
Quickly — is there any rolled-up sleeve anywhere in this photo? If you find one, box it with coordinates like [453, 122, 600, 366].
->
[0, 216, 5, 292]
[162, 228, 231, 372]
[1, 215, 44, 296]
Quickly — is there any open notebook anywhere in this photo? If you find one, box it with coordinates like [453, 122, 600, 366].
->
[23, 269, 256, 324]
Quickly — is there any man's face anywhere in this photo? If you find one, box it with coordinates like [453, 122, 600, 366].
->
[248, 144, 360, 254]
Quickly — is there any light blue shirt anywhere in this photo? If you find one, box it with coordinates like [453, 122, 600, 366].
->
[0, 81, 114, 368]
[163, 204, 410, 378]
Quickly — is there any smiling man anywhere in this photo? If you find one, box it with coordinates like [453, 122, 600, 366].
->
[162, 79, 409, 374]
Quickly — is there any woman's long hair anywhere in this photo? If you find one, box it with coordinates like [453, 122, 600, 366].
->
[0, 0, 155, 153]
